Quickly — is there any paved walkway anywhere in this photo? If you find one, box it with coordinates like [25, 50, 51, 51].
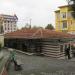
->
[70, 58, 75, 62]
[1, 49, 75, 75]
[0, 49, 10, 74]
[8, 51, 75, 75]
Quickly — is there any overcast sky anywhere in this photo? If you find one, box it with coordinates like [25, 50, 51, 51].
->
[0, 0, 67, 28]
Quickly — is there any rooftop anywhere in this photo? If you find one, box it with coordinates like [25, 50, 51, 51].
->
[54, 10, 60, 12]
[0, 14, 18, 20]
[4, 28, 75, 39]
[59, 5, 68, 8]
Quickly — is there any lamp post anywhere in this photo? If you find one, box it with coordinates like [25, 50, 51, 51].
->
[30, 18, 32, 28]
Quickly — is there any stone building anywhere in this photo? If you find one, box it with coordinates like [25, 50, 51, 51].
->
[4, 28, 75, 59]
[0, 14, 18, 34]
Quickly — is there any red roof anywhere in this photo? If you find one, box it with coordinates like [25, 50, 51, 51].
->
[4, 28, 75, 39]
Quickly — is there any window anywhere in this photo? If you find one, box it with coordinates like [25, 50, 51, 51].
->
[11, 28, 12, 30]
[71, 21, 72, 25]
[58, 23, 60, 29]
[61, 12, 66, 18]
[8, 21, 9, 23]
[68, 12, 72, 18]
[60, 45, 63, 52]
[62, 21, 67, 29]
[14, 24, 16, 27]
[4, 21, 6, 23]
[0, 26, 4, 33]
[56, 13, 60, 19]
[11, 24, 12, 28]
[8, 27, 9, 30]
[64, 44, 67, 50]
[14, 28, 16, 30]
[5, 26, 6, 30]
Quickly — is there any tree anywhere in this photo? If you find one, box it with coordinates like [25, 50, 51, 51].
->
[45, 24, 54, 30]
[21, 23, 31, 30]
[0, 43, 2, 51]
[67, 0, 75, 18]
[0, 25, 4, 33]
[32, 26, 43, 29]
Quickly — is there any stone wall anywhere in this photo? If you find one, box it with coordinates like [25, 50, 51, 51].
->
[0, 34, 4, 47]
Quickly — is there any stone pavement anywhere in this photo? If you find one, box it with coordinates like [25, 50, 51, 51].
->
[0, 49, 10, 75]
[70, 58, 75, 62]
[8, 51, 75, 75]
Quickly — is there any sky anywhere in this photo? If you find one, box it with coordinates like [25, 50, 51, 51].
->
[0, 0, 67, 28]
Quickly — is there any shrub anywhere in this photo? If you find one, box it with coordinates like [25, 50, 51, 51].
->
[0, 43, 2, 51]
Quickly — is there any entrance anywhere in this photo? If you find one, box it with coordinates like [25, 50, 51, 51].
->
[64, 43, 71, 59]
[22, 43, 27, 52]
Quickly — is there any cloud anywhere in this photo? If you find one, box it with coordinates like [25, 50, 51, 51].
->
[0, 0, 67, 28]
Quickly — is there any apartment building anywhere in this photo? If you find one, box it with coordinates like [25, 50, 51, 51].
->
[55, 5, 75, 34]
[0, 14, 18, 34]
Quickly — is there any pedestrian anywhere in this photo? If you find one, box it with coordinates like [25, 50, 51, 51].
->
[10, 49, 18, 69]
[66, 45, 71, 59]
[10, 49, 16, 62]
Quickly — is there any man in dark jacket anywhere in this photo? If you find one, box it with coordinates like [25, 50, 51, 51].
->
[66, 45, 71, 59]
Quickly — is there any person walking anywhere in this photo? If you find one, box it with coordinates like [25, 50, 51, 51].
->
[10, 49, 16, 61]
[10, 49, 18, 70]
[65, 45, 71, 59]
[10, 49, 22, 71]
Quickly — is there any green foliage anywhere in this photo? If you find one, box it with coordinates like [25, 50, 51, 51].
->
[0, 25, 4, 33]
[67, 0, 75, 18]
[0, 43, 2, 51]
[45, 24, 54, 30]
[21, 23, 31, 30]
[32, 26, 43, 29]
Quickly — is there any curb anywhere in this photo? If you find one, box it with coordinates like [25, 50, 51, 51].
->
[15, 50, 35, 56]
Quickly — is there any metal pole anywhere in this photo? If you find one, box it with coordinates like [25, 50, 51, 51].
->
[30, 18, 32, 28]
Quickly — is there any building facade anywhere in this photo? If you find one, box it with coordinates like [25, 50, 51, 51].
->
[0, 14, 18, 34]
[55, 5, 75, 33]
[0, 34, 4, 47]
